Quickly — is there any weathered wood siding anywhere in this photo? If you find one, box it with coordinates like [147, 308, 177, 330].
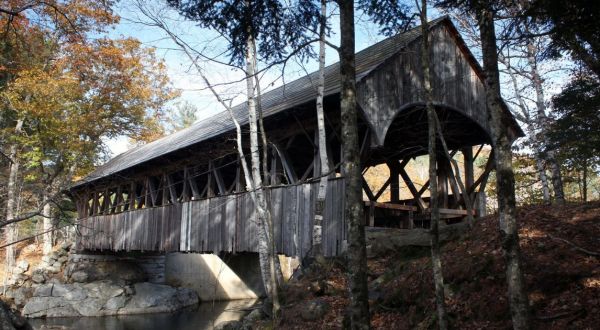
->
[77, 178, 346, 258]
[358, 24, 488, 146]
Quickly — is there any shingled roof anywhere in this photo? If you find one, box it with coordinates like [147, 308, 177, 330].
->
[73, 16, 463, 188]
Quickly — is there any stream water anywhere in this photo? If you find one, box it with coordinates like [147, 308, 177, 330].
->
[28, 299, 257, 330]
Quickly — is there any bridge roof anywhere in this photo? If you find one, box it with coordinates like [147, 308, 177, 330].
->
[73, 16, 518, 188]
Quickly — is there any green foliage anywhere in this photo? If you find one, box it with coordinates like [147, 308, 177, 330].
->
[165, 0, 319, 66]
[526, 0, 600, 78]
[548, 71, 600, 167]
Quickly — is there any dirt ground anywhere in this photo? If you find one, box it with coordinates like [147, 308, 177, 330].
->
[267, 201, 600, 329]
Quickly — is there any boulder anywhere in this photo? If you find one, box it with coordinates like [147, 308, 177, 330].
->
[105, 296, 128, 310]
[51, 283, 71, 297]
[33, 284, 54, 297]
[16, 261, 29, 273]
[63, 285, 87, 301]
[11, 287, 33, 308]
[300, 299, 329, 321]
[175, 287, 198, 306]
[60, 242, 72, 251]
[84, 281, 123, 300]
[31, 272, 46, 284]
[127, 283, 177, 308]
[214, 321, 244, 330]
[46, 266, 60, 274]
[70, 271, 88, 283]
[244, 308, 265, 323]
[22, 297, 78, 318]
[73, 298, 103, 316]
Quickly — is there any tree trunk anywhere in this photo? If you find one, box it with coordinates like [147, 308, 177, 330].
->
[582, 160, 588, 202]
[5, 119, 24, 271]
[338, 1, 370, 328]
[313, 0, 330, 256]
[244, 22, 280, 317]
[477, 6, 530, 329]
[526, 123, 551, 204]
[502, 53, 551, 204]
[42, 197, 53, 256]
[254, 50, 285, 287]
[526, 40, 565, 205]
[420, 4, 448, 329]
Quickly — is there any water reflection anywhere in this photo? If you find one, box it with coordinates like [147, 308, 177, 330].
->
[29, 299, 257, 330]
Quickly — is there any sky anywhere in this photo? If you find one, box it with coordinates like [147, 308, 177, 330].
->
[104, 1, 397, 157]
[103, 2, 571, 159]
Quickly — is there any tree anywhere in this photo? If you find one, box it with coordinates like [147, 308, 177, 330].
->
[167, 101, 199, 133]
[548, 70, 600, 202]
[163, 0, 319, 318]
[336, 1, 370, 328]
[524, 0, 600, 80]
[476, 2, 531, 328]
[1, 1, 174, 259]
[418, 1, 448, 328]
[313, 0, 329, 256]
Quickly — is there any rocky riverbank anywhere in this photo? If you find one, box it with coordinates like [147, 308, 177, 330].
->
[22, 281, 198, 317]
[1, 242, 199, 319]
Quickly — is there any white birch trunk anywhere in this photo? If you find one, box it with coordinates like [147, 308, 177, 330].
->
[525, 40, 565, 204]
[42, 197, 53, 255]
[5, 119, 24, 272]
[244, 24, 280, 316]
[313, 0, 329, 255]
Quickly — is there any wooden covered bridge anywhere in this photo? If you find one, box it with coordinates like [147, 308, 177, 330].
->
[70, 17, 522, 259]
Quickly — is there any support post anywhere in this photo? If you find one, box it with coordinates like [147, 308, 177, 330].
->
[463, 147, 474, 194]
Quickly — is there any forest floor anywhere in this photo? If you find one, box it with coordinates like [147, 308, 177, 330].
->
[266, 201, 600, 329]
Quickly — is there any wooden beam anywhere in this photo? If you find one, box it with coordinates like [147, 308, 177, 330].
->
[364, 201, 418, 211]
[398, 167, 426, 211]
[273, 144, 298, 183]
[374, 176, 392, 201]
[115, 185, 123, 213]
[211, 161, 226, 195]
[270, 147, 279, 185]
[473, 144, 485, 163]
[188, 168, 200, 199]
[468, 150, 495, 196]
[362, 177, 376, 201]
[300, 162, 315, 182]
[167, 174, 177, 203]
[161, 174, 169, 205]
[292, 112, 317, 149]
[129, 182, 136, 210]
[181, 168, 190, 201]
[387, 158, 410, 202]
[463, 147, 474, 192]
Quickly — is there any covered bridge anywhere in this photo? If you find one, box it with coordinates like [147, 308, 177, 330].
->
[70, 17, 522, 259]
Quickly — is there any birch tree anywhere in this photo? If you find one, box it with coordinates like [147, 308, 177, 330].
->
[159, 0, 320, 317]
[313, 0, 329, 256]
[4, 119, 23, 270]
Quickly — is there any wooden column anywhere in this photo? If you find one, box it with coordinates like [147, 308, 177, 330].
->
[389, 163, 400, 202]
[463, 147, 474, 194]
[437, 156, 449, 208]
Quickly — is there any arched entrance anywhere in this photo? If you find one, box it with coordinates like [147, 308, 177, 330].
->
[360, 103, 494, 228]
